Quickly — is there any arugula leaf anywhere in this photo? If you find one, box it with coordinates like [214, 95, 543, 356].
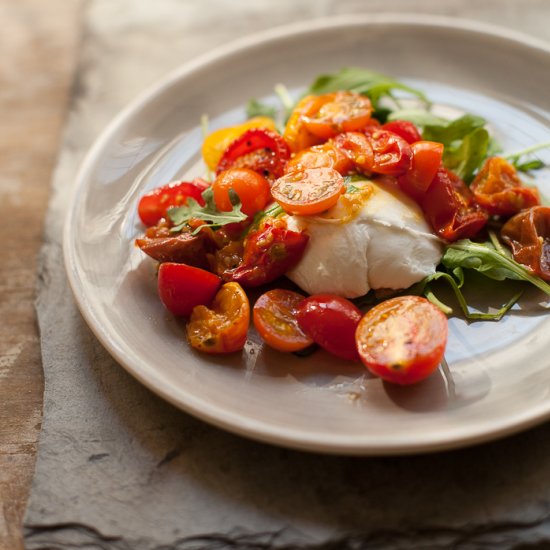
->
[246, 99, 277, 119]
[422, 114, 486, 143]
[387, 109, 447, 127]
[505, 141, 550, 172]
[444, 127, 490, 182]
[168, 187, 247, 234]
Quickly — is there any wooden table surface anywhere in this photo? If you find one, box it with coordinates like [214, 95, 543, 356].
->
[0, 2, 82, 548]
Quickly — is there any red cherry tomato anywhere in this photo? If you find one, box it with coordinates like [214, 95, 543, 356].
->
[381, 120, 422, 144]
[398, 141, 444, 200]
[286, 142, 354, 175]
[253, 289, 313, 352]
[137, 179, 209, 227]
[333, 132, 374, 174]
[364, 127, 412, 176]
[356, 296, 448, 385]
[212, 167, 271, 217]
[296, 294, 362, 361]
[157, 262, 221, 317]
[216, 128, 291, 180]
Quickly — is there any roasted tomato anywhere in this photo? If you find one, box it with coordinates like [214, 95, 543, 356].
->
[212, 167, 271, 217]
[356, 296, 448, 385]
[381, 120, 422, 144]
[186, 282, 250, 354]
[283, 95, 327, 153]
[224, 221, 309, 287]
[253, 289, 313, 352]
[301, 91, 373, 139]
[470, 157, 540, 216]
[333, 131, 374, 174]
[137, 179, 209, 227]
[363, 127, 412, 176]
[398, 141, 444, 200]
[501, 206, 550, 280]
[296, 294, 362, 361]
[420, 168, 488, 241]
[216, 128, 291, 181]
[271, 167, 345, 215]
[202, 116, 277, 171]
[157, 263, 221, 317]
[286, 142, 354, 175]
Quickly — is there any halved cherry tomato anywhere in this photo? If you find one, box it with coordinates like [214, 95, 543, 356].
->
[157, 262, 221, 317]
[271, 167, 345, 215]
[216, 128, 291, 180]
[253, 289, 313, 352]
[283, 95, 327, 153]
[186, 282, 250, 354]
[302, 91, 373, 139]
[356, 295, 448, 385]
[212, 167, 271, 217]
[202, 116, 277, 171]
[421, 168, 488, 241]
[137, 179, 209, 227]
[296, 294, 362, 361]
[470, 157, 540, 216]
[398, 141, 444, 200]
[363, 127, 412, 176]
[333, 131, 374, 173]
[381, 120, 422, 144]
[286, 142, 354, 175]
[224, 221, 309, 287]
[501, 206, 550, 280]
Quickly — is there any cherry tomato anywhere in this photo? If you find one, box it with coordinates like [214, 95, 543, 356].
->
[202, 116, 277, 171]
[186, 282, 250, 354]
[253, 289, 313, 352]
[302, 91, 373, 139]
[283, 95, 327, 152]
[296, 294, 362, 361]
[271, 167, 345, 215]
[398, 141, 444, 200]
[212, 167, 271, 217]
[286, 142, 354, 175]
[216, 128, 291, 180]
[421, 168, 488, 241]
[501, 206, 550, 280]
[470, 157, 540, 216]
[333, 132, 374, 173]
[137, 179, 209, 227]
[157, 263, 221, 317]
[356, 296, 448, 385]
[225, 221, 309, 287]
[381, 120, 422, 144]
[364, 127, 412, 176]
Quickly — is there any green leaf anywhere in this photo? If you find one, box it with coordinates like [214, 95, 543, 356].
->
[505, 141, 550, 172]
[387, 109, 447, 127]
[444, 127, 489, 182]
[168, 186, 248, 233]
[422, 114, 487, 144]
[246, 99, 277, 119]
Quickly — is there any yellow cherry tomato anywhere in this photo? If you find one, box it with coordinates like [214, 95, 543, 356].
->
[202, 116, 277, 171]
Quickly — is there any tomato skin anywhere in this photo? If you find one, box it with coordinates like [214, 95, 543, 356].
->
[216, 128, 291, 180]
[381, 120, 422, 144]
[157, 262, 221, 317]
[356, 296, 448, 385]
[286, 142, 354, 175]
[137, 179, 208, 227]
[253, 289, 313, 352]
[398, 141, 444, 200]
[186, 282, 250, 354]
[363, 127, 412, 176]
[333, 132, 374, 173]
[212, 167, 271, 217]
[283, 95, 327, 153]
[296, 294, 362, 361]
[470, 157, 540, 216]
[271, 167, 345, 216]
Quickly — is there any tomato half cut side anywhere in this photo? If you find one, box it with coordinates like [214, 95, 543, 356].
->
[356, 295, 448, 385]
[364, 127, 412, 176]
[381, 120, 422, 144]
[333, 131, 374, 173]
[253, 289, 313, 352]
[286, 142, 354, 175]
[271, 167, 345, 216]
[186, 282, 250, 354]
[296, 294, 362, 361]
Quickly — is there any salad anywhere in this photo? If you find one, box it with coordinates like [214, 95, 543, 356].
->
[135, 67, 550, 386]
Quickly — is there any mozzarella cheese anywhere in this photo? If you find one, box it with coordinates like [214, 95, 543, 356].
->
[284, 180, 443, 298]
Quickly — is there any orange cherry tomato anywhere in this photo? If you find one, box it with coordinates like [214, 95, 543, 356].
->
[333, 131, 374, 173]
[212, 167, 271, 217]
[253, 289, 313, 352]
[286, 142, 354, 175]
[283, 95, 326, 153]
[271, 167, 345, 215]
[356, 296, 448, 385]
[302, 91, 373, 139]
[186, 282, 250, 354]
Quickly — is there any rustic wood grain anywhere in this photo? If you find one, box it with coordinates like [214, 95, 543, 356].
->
[0, 1, 82, 549]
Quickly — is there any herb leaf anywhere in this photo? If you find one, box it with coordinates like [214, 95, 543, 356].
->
[505, 141, 550, 172]
[168, 187, 248, 234]
[246, 99, 277, 119]
[444, 127, 490, 182]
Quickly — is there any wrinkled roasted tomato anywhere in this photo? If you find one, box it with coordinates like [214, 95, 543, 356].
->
[363, 127, 412, 176]
[501, 206, 550, 280]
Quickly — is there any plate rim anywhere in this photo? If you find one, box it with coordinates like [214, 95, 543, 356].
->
[63, 13, 550, 455]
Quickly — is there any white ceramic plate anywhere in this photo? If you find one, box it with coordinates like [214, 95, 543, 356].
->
[64, 15, 550, 455]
